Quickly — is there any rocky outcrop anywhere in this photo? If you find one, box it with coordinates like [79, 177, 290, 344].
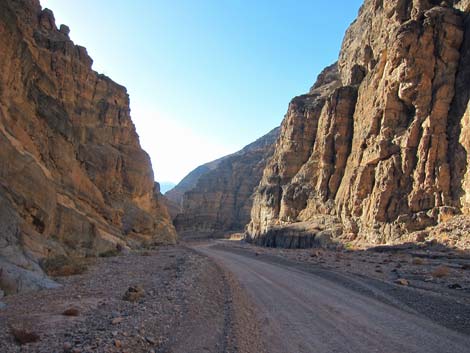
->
[0, 0, 176, 294]
[172, 128, 279, 237]
[247, 0, 470, 247]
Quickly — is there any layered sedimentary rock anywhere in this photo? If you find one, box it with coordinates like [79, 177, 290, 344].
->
[164, 158, 227, 219]
[248, 0, 470, 247]
[0, 0, 176, 293]
[172, 128, 279, 237]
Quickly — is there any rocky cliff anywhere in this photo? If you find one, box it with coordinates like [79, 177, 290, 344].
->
[247, 0, 470, 247]
[0, 0, 176, 294]
[164, 157, 227, 219]
[172, 128, 279, 237]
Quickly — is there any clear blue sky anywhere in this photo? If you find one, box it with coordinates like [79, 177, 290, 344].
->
[41, 0, 363, 184]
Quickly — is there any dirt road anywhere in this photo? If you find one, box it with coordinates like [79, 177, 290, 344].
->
[194, 242, 470, 353]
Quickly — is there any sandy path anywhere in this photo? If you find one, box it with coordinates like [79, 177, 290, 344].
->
[194, 243, 470, 353]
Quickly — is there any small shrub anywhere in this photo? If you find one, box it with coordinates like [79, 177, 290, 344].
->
[415, 232, 427, 243]
[439, 212, 455, 223]
[40, 255, 87, 277]
[394, 278, 409, 286]
[411, 257, 424, 265]
[440, 233, 450, 244]
[62, 308, 80, 316]
[99, 249, 119, 258]
[432, 265, 450, 278]
[10, 327, 39, 345]
[123, 285, 145, 302]
[310, 250, 322, 258]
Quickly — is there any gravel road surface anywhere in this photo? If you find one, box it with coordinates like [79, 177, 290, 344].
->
[194, 242, 470, 353]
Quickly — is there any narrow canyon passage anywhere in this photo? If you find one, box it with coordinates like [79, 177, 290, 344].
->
[193, 242, 470, 353]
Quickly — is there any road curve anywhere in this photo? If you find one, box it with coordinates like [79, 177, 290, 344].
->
[193, 242, 470, 353]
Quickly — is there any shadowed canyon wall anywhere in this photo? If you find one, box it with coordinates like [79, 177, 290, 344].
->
[247, 0, 470, 246]
[168, 128, 279, 237]
[0, 0, 176, 294]
[164, 156, 230, 220]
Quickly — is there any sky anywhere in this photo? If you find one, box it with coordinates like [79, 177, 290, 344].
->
[41, 0, 363, 185]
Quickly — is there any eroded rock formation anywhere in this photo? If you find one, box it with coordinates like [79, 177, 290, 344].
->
[247, 0, 470, 247]
[172, 128, 279, 237]
[0, 0, 176, 294]
[164, 158, 228, 219]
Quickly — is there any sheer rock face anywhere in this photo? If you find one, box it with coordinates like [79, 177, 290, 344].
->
[164, 162, 225, 219]
[173, 128, 279, 237]
[248, 0, 470, 246]
[0, 0, 176, 293]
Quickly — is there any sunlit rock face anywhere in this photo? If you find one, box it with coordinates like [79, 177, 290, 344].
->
[0, 0, 176, 293]
[172, 128, 279, 237]
[248, 0, 470, 246]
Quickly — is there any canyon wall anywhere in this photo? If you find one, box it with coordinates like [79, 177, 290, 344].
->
[164, 157, 228, 219]
[172, 128, 279, 237]
[0, 0, 176, 294]
[247, 0, 470, 247]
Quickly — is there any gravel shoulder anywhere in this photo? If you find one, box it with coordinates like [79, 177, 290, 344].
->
[185, 246, 266, 353]
[0, 245, 261, 353]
